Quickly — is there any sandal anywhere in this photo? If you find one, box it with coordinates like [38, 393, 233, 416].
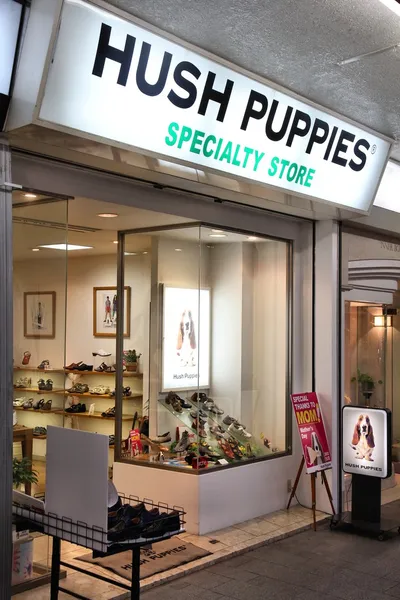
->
[22, 399, 33, 410]
[123, 387, 131, 397]
[37, 379, 46, 391]
[42, 399, 52, 411]
[22, 351, 31, 366]
[90, 385, 111, 395]
[95, 362, 109, 372]
[101, 406, 116, 418]
[33, 398, 45, 410]
[37, 360, 50, 370]
[45, 379, 53, 391]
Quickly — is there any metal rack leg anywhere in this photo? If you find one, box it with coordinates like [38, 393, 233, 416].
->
[131, 546, 141, 600]
[51, 537, 61, 600]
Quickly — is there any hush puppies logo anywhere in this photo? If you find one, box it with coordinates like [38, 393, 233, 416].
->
[91, 22, 372, 189]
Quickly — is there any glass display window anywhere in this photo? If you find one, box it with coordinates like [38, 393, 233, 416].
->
[115, 223, 292, 471]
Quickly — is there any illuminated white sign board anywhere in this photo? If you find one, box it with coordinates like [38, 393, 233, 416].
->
[162, 286, 210, 392]
[342, 406, 391, 479]
[0, 0, 22, 96]
[38, 0, 391, 212]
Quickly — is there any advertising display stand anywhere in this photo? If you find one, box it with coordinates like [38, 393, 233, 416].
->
[287, 393, 334, 530]
[331, 406, 398, 541]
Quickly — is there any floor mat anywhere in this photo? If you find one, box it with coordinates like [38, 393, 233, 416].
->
[76, 537, 210, 580]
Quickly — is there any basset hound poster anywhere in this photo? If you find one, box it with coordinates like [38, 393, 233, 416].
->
[162, 286, 210, 392]
[342, 406, 391, 479]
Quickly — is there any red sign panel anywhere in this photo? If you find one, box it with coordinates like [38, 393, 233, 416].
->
[291, 392, 332, 473]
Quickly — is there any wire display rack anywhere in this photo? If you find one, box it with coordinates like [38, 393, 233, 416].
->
[13, 494, 185, 600]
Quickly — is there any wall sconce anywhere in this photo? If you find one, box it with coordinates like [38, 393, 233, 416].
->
[373, 315, 392, 327]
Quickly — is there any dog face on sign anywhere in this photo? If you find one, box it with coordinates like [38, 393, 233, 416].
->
[352, 414, 375, 461]
[176, 309, 196, 367]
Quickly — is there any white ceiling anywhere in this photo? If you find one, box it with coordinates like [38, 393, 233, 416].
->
[107, 0, 400, 160]
[12, 195, 265, 260]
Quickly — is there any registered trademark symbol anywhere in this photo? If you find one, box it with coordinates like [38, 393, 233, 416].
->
[371, 145, 377, 154]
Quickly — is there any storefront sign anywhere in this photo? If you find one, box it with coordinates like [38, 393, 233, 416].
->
[37, 0, 391, 212]
[0, 0, 23, 129]
[291, 392, 332, 473]
[161, 286, 210, 392]
[342, 406, 392, 479]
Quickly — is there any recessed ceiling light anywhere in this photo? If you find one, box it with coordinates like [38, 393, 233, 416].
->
[97, 213, 118, 218]
[39, 244, 93, 251]
[211, 229, 224, 233]
[124, 252, 137, 256]
[113, 240, 118, 244]
[247, 236, 258, 241]
[24, 193, 37, 199]
[175, 248, 182, 252]
[209, 233, 227, 238]
[32, 248, 40, 252]
[143, 251, 148, 255]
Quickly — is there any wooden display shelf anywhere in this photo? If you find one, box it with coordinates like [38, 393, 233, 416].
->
[14, 367, 64, 373]
[65, 369, 142, 377]
[14, 406, 62, 414]
[13, 387, 63, 394]
[57, 410, 133, 420]
[57, 391, 143, 399]
[33, 434, 47, 439]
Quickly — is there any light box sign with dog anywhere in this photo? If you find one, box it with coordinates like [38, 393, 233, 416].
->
[291, 392, 332, 473]
[342, 406, 392, 479]
[162, 286, 210, 392]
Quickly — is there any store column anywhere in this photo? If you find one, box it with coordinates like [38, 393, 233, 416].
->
[0, 136, 13, 600]
[314, 219, 340, 512]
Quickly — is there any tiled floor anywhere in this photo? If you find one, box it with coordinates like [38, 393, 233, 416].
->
[13, 479, 400, 600]
[12, 504, 328, 599]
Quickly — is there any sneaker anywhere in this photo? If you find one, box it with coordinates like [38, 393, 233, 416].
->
[175, 431, 190, 452]
[228, 422, 252, 438]
[223, 415, 238, 426]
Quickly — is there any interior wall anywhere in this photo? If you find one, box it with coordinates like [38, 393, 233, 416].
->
[209, 243, 243, 418]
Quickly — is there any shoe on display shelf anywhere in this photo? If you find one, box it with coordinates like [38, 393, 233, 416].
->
[15, 377, 31, 388]
[141, 510, 181, 539]
[90, 385, 111, 395]
[37, 379, 46, 391]
[68, 383, 89, 394]
[13, 398, 26, 407]
[65, 361, 83, 370]
[108, 505, 160, 542]
[76, 363, 93, 372]
[65, 403, 86, 413]
[22, 351, 31, 366]
[150, 432, 172, 444]
[165, 392, 182, 413]
[192, 419, 207, 438]
[101, 406, 116, 418]
[189, 408, 207, 419]
[33, 426, 47, 437]
[174, 430, 190, 452]
[37, 360, 50, 370]
[92, 349, 112, 357]
[140, 416, 149, 438]
[203, 398, 224, 415]
[44, 379, 53, 391]
[33, 399, 45, 410]
[228, 422, 252, 438]
[223, 415, 239, 426]
[22, 399, 33, 410]
[42, 399, 52, 411]
[95, 362, 110, 372]
[190, 391, 208, 403]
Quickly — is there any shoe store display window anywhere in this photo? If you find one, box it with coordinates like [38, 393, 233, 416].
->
[115, 223, 292, 472]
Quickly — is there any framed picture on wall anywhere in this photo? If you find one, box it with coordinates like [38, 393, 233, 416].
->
[93, 287, 131, 338]
[161, 285, 210, 392]
[24, 291, 56, 339]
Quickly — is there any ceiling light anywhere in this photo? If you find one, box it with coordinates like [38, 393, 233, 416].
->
[24, 193, 37, 199]
[97, 213, 118, 218]
[124, 252, 137, 256]
[373, 315, 392, 327]
[143, 251, 148, 255]
[211, 229, 224, 233]
[32, 248, 40, 252]
[39, 244, 93, 251]
[113, 240, 118, 244]
[175, 248, 182, 252]
[247, 236, 258, 241]
[377, 0, 400, 17]
[209, 233, 227, 238]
